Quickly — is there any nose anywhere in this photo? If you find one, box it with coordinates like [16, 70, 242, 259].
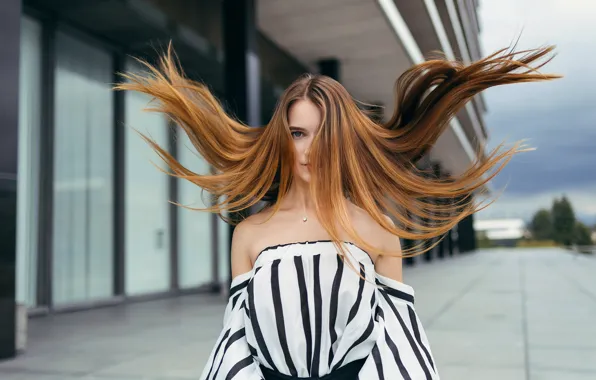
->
[303, 143, 311, 163]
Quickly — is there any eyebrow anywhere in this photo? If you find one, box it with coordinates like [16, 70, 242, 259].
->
[289, 126, 308, 131]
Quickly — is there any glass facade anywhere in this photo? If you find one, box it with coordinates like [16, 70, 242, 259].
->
[217, 212, 230, 284]
[177, 127, 214, 289]
[124, 63, 172, 295]
[14, 11, 231, 311]
[52, 31, 115, 305]
[16, 15, 42, 307]
[14, 0, 305, 313]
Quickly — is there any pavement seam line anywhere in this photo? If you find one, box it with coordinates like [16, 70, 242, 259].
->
[519, 253, 531, 380]
[425, 255, 500, 328]
[543, 253, 596, 304]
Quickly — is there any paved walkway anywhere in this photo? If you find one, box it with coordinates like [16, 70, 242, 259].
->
[1, 248, 595, 379]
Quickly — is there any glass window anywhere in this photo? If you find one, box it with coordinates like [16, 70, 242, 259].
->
[16, 15, 42, 307]
[177, 127, 213, 289]
[52, 31, 114, 305]
[124, 60, 171, 296]
[218, 211, 230, 286]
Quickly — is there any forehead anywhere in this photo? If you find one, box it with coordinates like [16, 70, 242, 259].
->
[288, 99, 321, 131]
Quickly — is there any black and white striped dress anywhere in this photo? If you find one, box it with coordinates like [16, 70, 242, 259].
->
[200, 240, 439, 380]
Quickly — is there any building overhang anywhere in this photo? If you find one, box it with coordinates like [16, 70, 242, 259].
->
[392, 0, 488, 148]
[24, 0, 224, 90]
[258, 0, 414, 118]
[27, 0, 488, 191]
[259, 0, 482, 181]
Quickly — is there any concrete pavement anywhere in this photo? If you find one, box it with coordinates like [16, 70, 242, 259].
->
[0, 248, 594, 379]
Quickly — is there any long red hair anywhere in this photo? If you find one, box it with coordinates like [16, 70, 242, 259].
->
[115, 44, 560, 259]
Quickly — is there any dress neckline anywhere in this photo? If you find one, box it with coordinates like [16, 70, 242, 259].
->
[256, 239, 375, 264]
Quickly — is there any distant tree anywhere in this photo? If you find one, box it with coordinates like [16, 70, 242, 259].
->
[551, 196, 576, 246]
[530, 209, 552, 240]
[574, 222, 593, 246]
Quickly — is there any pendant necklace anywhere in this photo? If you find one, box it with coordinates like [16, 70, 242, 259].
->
[302, 203, 308, 222]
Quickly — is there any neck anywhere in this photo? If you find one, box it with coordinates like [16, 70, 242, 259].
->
[283, 179, 314, 213]
[278, 180, 353, 224]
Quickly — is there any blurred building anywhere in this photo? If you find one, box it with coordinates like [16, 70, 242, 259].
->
[1, 0, 487, 359]
[475, 218, 528, 247]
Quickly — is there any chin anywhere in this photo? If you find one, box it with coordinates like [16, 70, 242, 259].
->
[295, 167, 311, 183]
[297, 173, 311, 183]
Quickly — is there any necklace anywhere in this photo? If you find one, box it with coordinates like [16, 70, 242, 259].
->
[302, 203, 308, 222]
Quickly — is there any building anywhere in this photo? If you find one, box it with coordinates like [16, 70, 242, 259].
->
[475, 218, 529, 247]
[0, 0, 486, 359]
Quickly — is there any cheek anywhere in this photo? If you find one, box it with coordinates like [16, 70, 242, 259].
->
[291, 143, 301, 169]
[292, 145, 300, 165]
[293, 141, 305, 158]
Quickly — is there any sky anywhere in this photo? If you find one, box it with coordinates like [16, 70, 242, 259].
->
[475, 0, 596, 225]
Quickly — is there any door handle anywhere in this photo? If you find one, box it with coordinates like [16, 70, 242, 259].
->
[156, 229, 165, 249]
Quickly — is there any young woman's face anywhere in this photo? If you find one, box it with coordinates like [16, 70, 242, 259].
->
[288, 98, 321, 183]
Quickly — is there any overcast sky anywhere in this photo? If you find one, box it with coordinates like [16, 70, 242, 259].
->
[475, 0, 596, 225]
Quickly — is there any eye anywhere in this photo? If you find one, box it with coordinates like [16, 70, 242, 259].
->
[291, 130, 304, 139]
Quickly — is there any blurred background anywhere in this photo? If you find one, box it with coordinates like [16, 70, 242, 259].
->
[0, 0, 594, 379]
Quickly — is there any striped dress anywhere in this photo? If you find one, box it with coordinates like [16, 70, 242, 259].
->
[200, 240, 439, 380]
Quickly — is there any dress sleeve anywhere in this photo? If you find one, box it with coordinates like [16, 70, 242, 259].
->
[200, 272, 264, 380]
[358, 274, 440, 380]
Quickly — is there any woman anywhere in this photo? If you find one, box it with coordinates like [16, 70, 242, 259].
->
[117, 45, 558, 379]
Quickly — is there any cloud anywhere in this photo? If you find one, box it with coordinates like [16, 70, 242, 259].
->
[477, 0, 596, 221]
[477, 183, 596, 225]
[484, 108, 596, 194]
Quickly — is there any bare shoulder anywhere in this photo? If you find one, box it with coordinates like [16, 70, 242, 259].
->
[375, 214, 402, 255]
[348, 203, 403, 281]
[230, 212, 264, 278]
[348, 203, 398, 252]
[231, 208, 278, 266]
[374, 215, 403, 282]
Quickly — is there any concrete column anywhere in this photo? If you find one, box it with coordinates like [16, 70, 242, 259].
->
[458, 212, 476, 253]
[438, 230, 446, 259]
[423, 200, 434, 262]
[0, 0, 21, 361]
[223, 0, 261, 288]
[402, 238, 416, 266]
[318, 58, 340, 81]
[403, 210, 416, 266]
[223, 0, 260, 127]
[421, 162, 438, 262]
[432, 164, 446, 259]
[447, 229, 455, 256]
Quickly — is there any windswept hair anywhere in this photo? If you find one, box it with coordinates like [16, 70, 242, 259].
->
[115, 44, 559, 259]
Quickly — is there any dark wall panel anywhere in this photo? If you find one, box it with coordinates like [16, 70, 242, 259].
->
[0, 0, 22, 361]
